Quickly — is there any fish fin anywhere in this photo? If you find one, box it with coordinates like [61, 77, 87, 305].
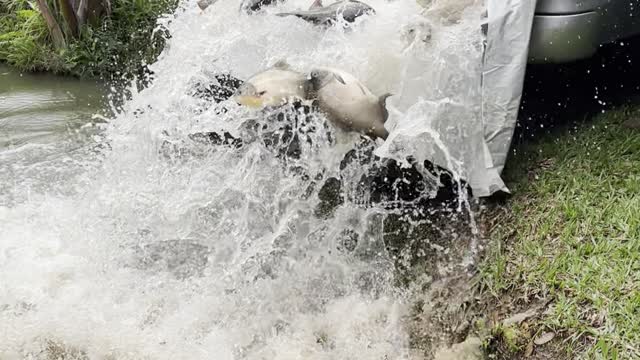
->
[309, 0, 323, 9]
[303, 80, 316, 99]
[379, 93, 392, 123]
[357, 83, 367, 95]
[272, 59, 291, 70]
[333, 73, 346, 85]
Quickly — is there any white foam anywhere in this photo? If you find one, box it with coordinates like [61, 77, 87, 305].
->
[0, 0, 484, 358]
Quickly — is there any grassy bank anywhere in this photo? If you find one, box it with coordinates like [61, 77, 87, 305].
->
[478, 107, 640, 358]
[0, 0, 177, 83]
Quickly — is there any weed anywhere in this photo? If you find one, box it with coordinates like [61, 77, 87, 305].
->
[479, 106, 640, 358]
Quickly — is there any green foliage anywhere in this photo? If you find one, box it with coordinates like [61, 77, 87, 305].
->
[0, 0, 178, 82]
[0, 7, 63, 72]
[65, 0, 178, 83]
[489, 324, 527, 354]
[0, 0, 30, 14]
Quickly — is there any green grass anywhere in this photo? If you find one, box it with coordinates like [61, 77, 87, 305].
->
[0, 9, 52, 71]
[479, 107, 640, 359]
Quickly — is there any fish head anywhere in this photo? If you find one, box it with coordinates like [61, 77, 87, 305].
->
[335, 1, 375, 23]
[401, 19, 433, 50]
[234, 83, 267, 108]
[307, 69, 330, 90]
[349, 1, 375, 14]
[240, 0, 276, 13]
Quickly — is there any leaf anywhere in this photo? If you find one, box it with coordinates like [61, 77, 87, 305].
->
[533, 332, 555, 346]
[524, 341, 534, 357]
[502, 308, 538, 326]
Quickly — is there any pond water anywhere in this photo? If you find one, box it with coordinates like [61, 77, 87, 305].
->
[0, 64, 108, 207]
[0, 64, 106, 147]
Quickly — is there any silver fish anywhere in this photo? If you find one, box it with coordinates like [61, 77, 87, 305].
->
[276, 0, 375, 26]
[307, 67, 391, 140]
[234, 60, 310, 109]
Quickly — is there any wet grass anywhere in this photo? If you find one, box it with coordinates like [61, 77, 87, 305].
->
[478, 106, 640, 359]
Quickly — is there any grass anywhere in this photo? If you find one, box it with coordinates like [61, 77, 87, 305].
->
[0, 8, 51, 70]
[0, 0, 178, 85]
[478, 106, 640, 359]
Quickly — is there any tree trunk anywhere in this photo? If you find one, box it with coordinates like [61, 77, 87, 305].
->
[76, 0, 110, 27]
[58, 0, 79, 38]
[103, 0, 111, 16]
[35, 0, 66, 49]
[70, 0, 80, 13]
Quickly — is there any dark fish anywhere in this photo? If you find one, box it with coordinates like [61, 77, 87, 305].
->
[276, 0, 375, 25]
[197, 0, 217, 10]
[198, 0, 284, 13]
[241, 0, 284, 13]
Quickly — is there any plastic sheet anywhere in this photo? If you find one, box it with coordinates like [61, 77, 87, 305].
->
[376, 0, 536, 197]
[480, 0, 537, 195]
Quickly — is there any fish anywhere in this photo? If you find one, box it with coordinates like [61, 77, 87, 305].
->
[276, 0, 375, 26]
[419, 0, 481, 25]
[240, 0, 283, 13]
[197, 0, 282, 13]
[234, 60, 310, 109]
[197, 0, 217, 10]
[400, 18, 434, 51]
[306, 67, 391, 140]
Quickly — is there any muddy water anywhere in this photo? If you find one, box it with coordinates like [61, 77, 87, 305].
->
[0, 65, 107, 206]
[0, 64, 106, 147]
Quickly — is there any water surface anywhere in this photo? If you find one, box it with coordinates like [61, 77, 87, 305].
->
[0, 65, 108, 207]
[0, 64, 105, 147]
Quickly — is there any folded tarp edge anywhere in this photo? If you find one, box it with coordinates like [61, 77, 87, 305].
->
[480, 0, 537, 195]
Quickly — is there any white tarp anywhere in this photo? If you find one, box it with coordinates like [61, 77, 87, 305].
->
[376, 0, 536, 197]
[481, 0, 537, 194]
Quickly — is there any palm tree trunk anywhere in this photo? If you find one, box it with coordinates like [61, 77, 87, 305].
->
[35, 0, 66, 49]
[58, 0, 79, 38]
[76, 0, 110, 27]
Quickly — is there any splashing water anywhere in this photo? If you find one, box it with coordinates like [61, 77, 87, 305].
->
[0, 0, 485, 358]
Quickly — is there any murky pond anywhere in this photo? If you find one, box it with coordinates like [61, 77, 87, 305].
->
[0, 65, 107, 206]
[0, 64, 106, 147]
